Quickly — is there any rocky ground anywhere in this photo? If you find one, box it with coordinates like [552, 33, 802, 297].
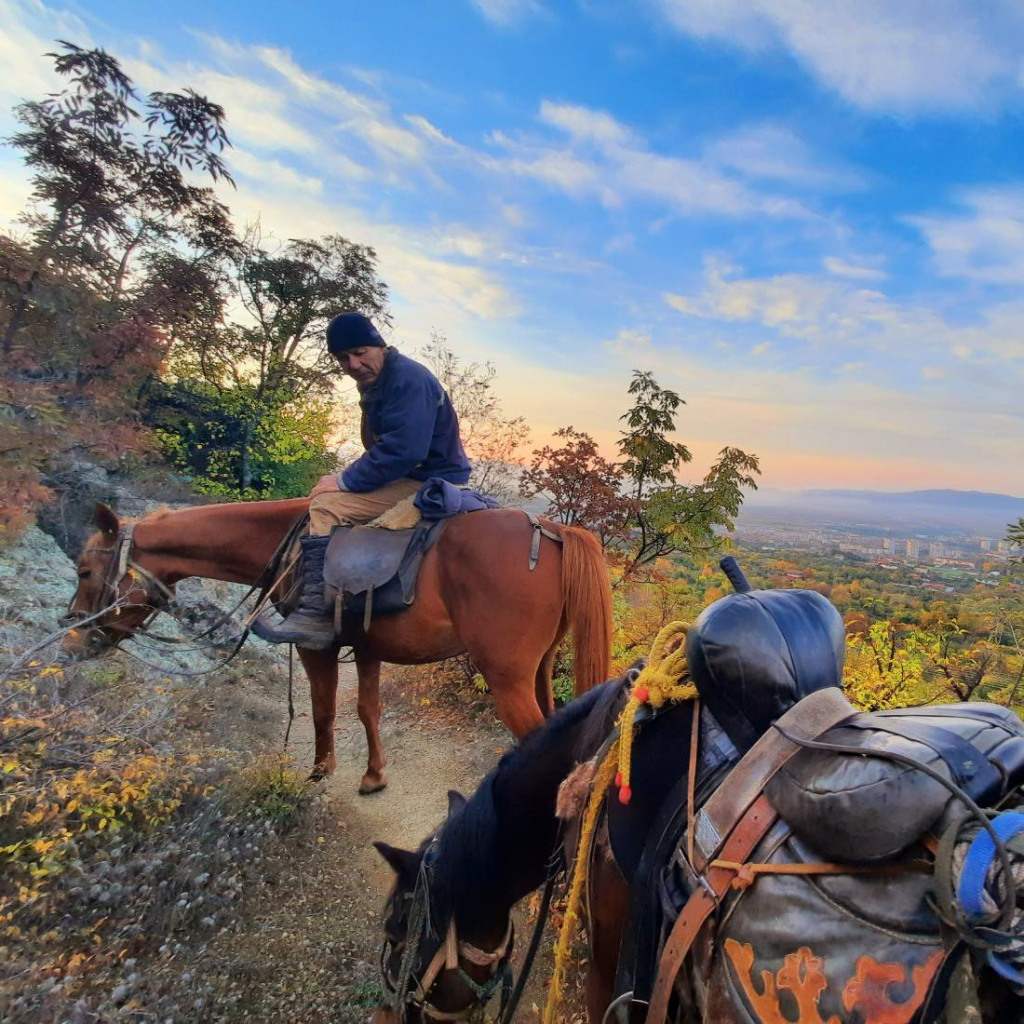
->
[0, 518, 573, 1022]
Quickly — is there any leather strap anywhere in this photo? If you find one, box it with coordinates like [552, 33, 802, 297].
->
[644, 794, 777, 1024]
[525, 512, 562, 571]
[692, 687, 856, 870]
[844, 714, 1000, 796]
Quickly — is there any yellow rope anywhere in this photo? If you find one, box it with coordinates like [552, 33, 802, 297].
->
[543, 620, 697, 1023]
[543, 736, 619, 1024]
[615, 621, 697, 804]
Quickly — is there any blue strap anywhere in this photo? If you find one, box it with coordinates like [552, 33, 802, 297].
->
[986, 949, 1024, 987]
[956, 811, 1024, 919]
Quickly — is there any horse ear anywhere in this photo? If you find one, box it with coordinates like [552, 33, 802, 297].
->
[447, 790, 467, 818]
[373, 841, 419, 879]
[94, 502, 120, 539]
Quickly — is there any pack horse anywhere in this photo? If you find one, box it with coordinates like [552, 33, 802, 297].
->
[372, 562, 1024, 1024]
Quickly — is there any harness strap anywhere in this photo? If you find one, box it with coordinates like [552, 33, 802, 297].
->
[709, 857, 932, 891]
[644, 794, 777, 1024]
[525, 512, 562, 571]
[691, 688, 857, 870]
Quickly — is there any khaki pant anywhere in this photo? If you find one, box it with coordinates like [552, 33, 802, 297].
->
[308, 477, 421, 535]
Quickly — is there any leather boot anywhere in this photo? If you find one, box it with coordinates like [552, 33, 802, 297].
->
[251, 535, 335, 650]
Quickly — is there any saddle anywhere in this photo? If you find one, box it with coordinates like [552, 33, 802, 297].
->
[605, 584, 1024, 1022]
[322, 518, 448, 631]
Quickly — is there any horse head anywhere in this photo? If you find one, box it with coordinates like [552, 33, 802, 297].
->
[372, 790, 514, 1023]
[60, 502, 174, 657]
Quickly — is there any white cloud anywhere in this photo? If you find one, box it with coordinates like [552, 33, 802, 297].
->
[228, 149, 325, 194]
[0, 0, 91, 111]
[708, 124, 864, 190]
[663, 259, 1024, 365]
[823, 256, 886, 281]
[539, 100, 634, 147]
[655, 0, 1021, 113]
[604, 328, 652, 355]
[0, 157, 30, 229]
[471, 0, 546, 28]
[908, 185, 1024, 284]
[494, 102, 813, 219]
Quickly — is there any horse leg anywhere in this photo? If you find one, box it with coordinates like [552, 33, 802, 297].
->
[586, 842, 630, 1022]
[356, 657, 388, 795]
[534, 642, 559, 716]
[298, 646, 339, 779]
[473, 654, 546, 739]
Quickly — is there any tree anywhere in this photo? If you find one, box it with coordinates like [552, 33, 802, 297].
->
[843, 620, 924, 711]
[157, 229, 389, 495]
[3, 41, 234, 355]
[522, 370, 760, 577]
[1007, 517, 1024, 564]
[421, 331, 528, 506]
[923, 618, 1001, 703]
[521, 427, 629, 546]
[617, 371, 760, 578]
[0, 42, 235, 537]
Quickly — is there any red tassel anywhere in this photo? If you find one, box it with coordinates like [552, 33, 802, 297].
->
[614, 771, 623, 789]
[634, 685, 650, 703]
[618, 785, 632, 805]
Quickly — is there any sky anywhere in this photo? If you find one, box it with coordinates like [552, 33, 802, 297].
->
[2, 0, 1023, 496]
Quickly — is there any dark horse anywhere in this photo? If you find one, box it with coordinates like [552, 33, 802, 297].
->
[372, 677, 1024, 1023]
[62, 499, 612, 793]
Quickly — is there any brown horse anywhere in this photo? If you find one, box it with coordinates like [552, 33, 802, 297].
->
[372, 677, 1024, 1023]
[62, 499, 612, 794]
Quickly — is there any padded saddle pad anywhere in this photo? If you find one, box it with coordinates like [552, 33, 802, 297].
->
[686, 588, 846, 755]
[768, 701, 1024, 863]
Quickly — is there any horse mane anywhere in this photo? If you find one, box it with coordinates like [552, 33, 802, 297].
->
[428, 676, 632, 929]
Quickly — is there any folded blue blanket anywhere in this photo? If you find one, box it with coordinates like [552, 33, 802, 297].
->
[413, 477, 500, 519]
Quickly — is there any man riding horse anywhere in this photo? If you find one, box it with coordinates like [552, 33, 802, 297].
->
[253, 312, 471, 650]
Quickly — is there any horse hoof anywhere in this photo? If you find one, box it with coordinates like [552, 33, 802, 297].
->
[358, 776, 388, 796]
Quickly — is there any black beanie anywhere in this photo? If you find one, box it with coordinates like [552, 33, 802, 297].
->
[326, 312, 386, 354]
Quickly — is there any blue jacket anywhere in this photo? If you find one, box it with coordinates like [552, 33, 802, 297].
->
[340, 348, 471, 493]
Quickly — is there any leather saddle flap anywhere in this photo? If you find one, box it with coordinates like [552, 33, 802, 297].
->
[767, 701, 1024, 863]
[323, 525, 415, 596]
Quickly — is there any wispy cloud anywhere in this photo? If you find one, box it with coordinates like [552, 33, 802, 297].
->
[663, 258, 1024, 367]
[470, 0, 547, 28]
[491, 101, 814, 219]
[603, 328, 652, 355]
[707, 124, 864, 191]
[823, 256, 886, 281]
[907, 185, 1024, 284]
[654, 0, 1022, 113]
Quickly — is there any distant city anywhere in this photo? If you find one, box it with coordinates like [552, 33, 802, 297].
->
[732, 488, 1023, 593]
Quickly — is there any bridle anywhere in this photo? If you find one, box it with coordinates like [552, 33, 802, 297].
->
[381, 841, 515, 1022]
[64, 524, 175, 640]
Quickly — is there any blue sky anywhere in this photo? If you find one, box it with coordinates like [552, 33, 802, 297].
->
[2, 0, 1023, 495]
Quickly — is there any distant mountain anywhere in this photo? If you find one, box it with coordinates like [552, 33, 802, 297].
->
[802, 488, 1024, 511]
[740, 487, 1023, 535]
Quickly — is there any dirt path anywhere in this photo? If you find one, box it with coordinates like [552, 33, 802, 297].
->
[171, 660, 558, 1023]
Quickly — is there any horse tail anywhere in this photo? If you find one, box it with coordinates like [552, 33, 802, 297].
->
[560, 526, 613, 696]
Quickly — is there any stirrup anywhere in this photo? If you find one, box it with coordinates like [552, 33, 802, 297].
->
[250, 611, 336, 650]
